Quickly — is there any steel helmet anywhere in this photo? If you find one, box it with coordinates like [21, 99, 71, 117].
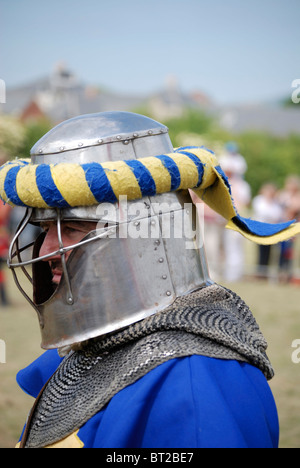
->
[8, 112, 211, 349]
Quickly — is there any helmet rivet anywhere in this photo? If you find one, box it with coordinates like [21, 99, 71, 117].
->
[166, 291, 172, 296]
[162, 274, 167, 280]
[39, 149, 43, 154]
[133, 133, 138, 138]
[123, 140, 130, 145]
[59, 146, 65, 151]
[159, 257, 164, 263]
[98, 139, 103, 144]
[116, 135, 121, 140]
[78, 142, 83, 147]
[148, 130, 153, 135]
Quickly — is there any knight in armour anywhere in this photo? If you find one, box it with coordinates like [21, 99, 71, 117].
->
[2, 111, 298, 448]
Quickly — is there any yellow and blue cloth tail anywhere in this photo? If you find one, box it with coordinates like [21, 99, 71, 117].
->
[0, 145, 299, 245]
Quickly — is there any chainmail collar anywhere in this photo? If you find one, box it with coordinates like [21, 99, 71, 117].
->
[21, 283, 274, 448]
[83, 283, 273, 378]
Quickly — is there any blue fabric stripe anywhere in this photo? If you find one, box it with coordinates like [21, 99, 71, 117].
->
[175, 150, 204, 187]
[4, 166, 25, 206]
[36, 165, 70, 208]
[125, 160, 157, 196]
[215, 165, 232, 195]
[82, 163, 118, 203]
[233, 215, 295, 237]
[175, 145, 215, 156]
[156, 155, 181, 191]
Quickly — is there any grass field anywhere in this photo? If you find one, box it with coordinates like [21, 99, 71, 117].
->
[0, 268, 300, 448]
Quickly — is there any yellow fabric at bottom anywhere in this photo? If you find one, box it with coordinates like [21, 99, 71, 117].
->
[15, 430, 84, 449]
[226, 219, 300, 245]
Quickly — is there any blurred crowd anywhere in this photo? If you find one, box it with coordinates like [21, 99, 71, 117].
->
[253, 177, 300, 282]
[204, 142, 300, 284]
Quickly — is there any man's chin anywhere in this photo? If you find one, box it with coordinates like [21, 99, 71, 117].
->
[52, 273, 62, 285]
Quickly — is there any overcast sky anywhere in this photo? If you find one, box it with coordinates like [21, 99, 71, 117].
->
[1, 0, 299, 105]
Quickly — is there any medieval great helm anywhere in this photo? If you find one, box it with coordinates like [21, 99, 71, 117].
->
[3, 111, 299, 350]
[6, 112, 211, 349]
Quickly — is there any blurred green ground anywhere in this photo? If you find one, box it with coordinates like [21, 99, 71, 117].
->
[0, 265, 300, 448]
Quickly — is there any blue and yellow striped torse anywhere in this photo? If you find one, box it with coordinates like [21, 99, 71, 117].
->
[0, 145, 299, 245]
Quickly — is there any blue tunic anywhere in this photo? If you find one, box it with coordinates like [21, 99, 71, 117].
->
[17, 350, 279, 448]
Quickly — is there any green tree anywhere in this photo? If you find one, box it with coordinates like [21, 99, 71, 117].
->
[0, 116, 26, 159]
[236, 132, 300, 195]
[18, 119, 52, 159]
[163, 109, 214, 147]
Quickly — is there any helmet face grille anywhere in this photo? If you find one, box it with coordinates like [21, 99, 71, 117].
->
[8, 191, 210, 349]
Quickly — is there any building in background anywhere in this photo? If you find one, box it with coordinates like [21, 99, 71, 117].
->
[1, 63, 300, 137]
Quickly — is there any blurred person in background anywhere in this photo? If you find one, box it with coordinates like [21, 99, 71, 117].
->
[202, 204, 225, 281]
[0, 200, 11, 306]
[252, 183, 283, 278]
[219, 143, 251, 282]
[218, 141, 248, 178]
[278, 176, 300, 282]
[203, 141, 251, 282]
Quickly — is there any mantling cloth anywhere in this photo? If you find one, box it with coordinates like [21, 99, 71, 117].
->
[1, 146, 299, 245]
[21, 284, 273, 449]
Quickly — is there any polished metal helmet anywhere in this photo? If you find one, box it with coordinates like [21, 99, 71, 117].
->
[8, 111, 211, 350]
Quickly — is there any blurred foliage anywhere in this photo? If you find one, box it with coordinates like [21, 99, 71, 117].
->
[0, 116, 52, 160]
[281, 95, 300, 108]
[163, 109, 214, 146]
[237, 132, 300, 196]
[162, 109, 300, 197]
[0, 116, 26, 159]
[0, 109, 299, 198]
[16, 119, 52, 159]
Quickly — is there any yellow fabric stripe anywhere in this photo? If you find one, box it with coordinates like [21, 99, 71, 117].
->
[139, 157, 171, 193]
[45, 430, 84, 448]
[191, 147, 236, 222]
[137, 157, 172, 194]
[50, 163, 97, 207]
[16, 165, 49, 208]
[226, 219, 300, 245]
[102, 160, 143, 200]
[193, 165, 236, 222]
[15, 430, 84, 448]
[189, 148, 218, 189]
[170, 154, 200, 190]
